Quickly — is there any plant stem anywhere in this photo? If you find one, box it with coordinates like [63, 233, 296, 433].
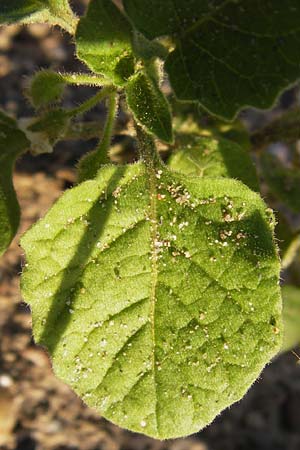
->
[62, 119, 127, 141]
[60, 72, 114, 87]
[93, 91, 119, 166]
[66, 86, 115, 118]
[282, 233, 300, 270]
[135, 123, 162, 169]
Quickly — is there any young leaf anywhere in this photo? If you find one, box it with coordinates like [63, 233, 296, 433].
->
[20, 108, 70, 155]
[282, 285, 300, 351]
[28, 71, 66, 108]
[21, 162, 281, 439]
[0, 112, 29, 255]
[76, 0, 135, 86]
[261, 152, 300, 212]
[132, 31, 168, 62]
[0, 0, 77, 34]
[28, 109, 69, 142]
[124, 0, 300, 120]
[168, 135, 258, 191]
[126, 71, 173, 143]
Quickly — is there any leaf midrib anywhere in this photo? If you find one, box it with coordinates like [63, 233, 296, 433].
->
[148, 163, 159, 434]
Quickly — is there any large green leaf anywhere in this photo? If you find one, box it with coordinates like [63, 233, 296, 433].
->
[261, 152, 300, 212]
[0, 112, 29, 255]
[282, 285, 300, 351]
[124, 0, 300, 119]
[0, 0, 77, 33]
[76, 0, 135, 86]
[21, 162, 281, 438]
[126, 71, 173, 143]
[168, 135, 258, 191]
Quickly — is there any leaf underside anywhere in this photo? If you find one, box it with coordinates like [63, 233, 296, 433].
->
[0, 112, 29, 255]
[168, 135, 258, 191]
[124, 0, 300, 119]
[0, 0, 76, 32]
[22, 162, 281, 438]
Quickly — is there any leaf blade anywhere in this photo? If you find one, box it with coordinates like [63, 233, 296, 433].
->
[168, 135, 258, 190]
[21, 163, 282, 438]
[126, 71, 173, 143]
[76, 0, 135, 86]
[0, 0, 77, 33]
[0, 112, 29, 255]
[124, 0, 300, 119]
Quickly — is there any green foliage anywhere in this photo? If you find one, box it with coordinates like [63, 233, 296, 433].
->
[0, 112, 29, 255]
[0, 0, 77, 33]
[77, 91, 119, 182]
[3, 0, 300, 440]
[262, 152, 300, 212]
[76, 0, 135, 86]
[282, 285, 300, 351]
[21, 162, 281, 438]
[124, 0, 300, 119]
[29, 108, 70, 145]
[29, 71, 66, 108]
[126, 71, 173, 143]
[132, 31, 168, 62]
[168, 135, 258, 191]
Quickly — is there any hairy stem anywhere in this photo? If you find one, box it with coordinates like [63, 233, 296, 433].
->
[60, 72, 114, 87]
[67, 86, 115, 118]
[135, 124, 162, 169]
[62, 120, 126, 141]
[93, 91, 119, 166]
[282, 233, 300, 270]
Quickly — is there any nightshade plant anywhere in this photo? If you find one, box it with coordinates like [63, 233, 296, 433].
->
[1, 0, 300, 439]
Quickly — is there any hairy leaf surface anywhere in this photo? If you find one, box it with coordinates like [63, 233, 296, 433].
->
[0, 0, 77, 33]
[282, 285, 300, 351]
[28, 109, 69, 144]
[22, 162, 281, 438]
[168, 135, 258, 190]
[29, 71, 66, 108]
[126, 71, 173, 143]
[0, 112, 29, 255]
[124, 0, 300, 119]
[76, 0, 135, 86]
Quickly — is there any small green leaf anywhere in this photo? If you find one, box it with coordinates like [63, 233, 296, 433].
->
[168, 135, 258, 191]
[0, 0, 77, 33]
[0, 112, 29, 255]
[126, 71, 173, 143]
[28, 71, 66, 108]
[132, 31, 168, 62]
[19, 109, 70, 155]
[29, 109, 69, 142]
[261, 152, 300, 212]
[21, 162, 281, 438]
[124, 0, 300, 119]
[282, 285, 300, 351]
[76, 0, 135, 86]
